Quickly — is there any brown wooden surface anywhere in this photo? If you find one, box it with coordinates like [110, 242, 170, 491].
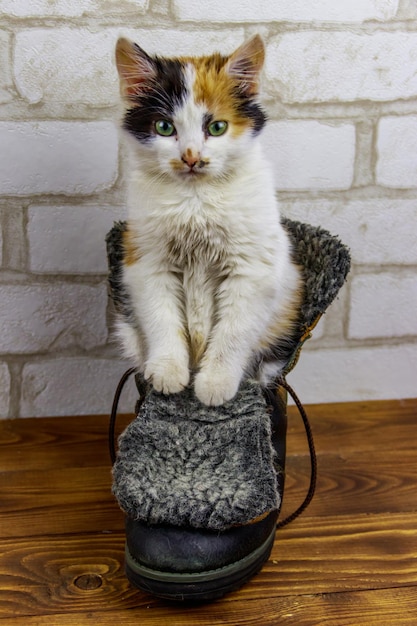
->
[1, 398, 416, 624]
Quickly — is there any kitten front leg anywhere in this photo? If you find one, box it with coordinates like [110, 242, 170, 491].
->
[194, 273, 275, 406]
[184, 266, 214, 367]
[194, 360, 242, 407]
[125, 260, 190, 394]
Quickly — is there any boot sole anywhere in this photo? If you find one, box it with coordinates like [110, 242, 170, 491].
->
[125, 526, 276, 602]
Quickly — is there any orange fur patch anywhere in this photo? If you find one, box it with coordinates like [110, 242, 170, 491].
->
[246, 511, 270, 524]
[170, 158, 185, 171]
[181, 54, 253, 138]
[232, 510, 270, 527]
[258, 278, 304, 351]
[190, 331, 207, 367]
[122, 228, 141, 266]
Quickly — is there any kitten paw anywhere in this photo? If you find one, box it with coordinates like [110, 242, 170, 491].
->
[145, 359, 190, 395]
[194, 369, 240, 406]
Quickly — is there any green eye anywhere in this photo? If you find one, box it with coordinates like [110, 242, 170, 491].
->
[207, 120, 228, 137]
[155, 120, 176, 136]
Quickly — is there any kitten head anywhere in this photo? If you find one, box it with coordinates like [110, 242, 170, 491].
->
[115, 35, 267, 182]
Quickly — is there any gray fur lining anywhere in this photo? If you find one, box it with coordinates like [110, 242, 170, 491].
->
[112, 381, 279, 530]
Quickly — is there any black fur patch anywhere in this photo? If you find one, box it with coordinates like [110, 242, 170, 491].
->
[123, 57, 187, 144]
[234, 88, 267, 135]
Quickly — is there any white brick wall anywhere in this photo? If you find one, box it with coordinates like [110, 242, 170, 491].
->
[0, 30, 13, 104]
[173, 0, 399, 23]
[280, 199, 417, 265]
[122, 29, 244, 59]
[0, 0, 148, 18]
[265, 32, 417, 103]
[0, 284, 108, 353]
[14, 29, 120, 106]
[28, 205, 126, 273]
[377, 116, 417, 188]
[0, 1, 96, 18]
[21, 357, 139, 417]
[348, 273, 417, 340]
[261, 122, 355, 190]
[288, 345, 417, 404]
[14, 28, 244, 108]
[0, 122, 118, 195]
[0, 0, 416, 418]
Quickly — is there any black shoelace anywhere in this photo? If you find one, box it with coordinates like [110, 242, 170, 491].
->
[276, 376, 317, 528]
[109, 369, 317, 530]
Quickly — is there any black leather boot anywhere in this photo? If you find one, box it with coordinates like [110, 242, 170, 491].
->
[111, 377, 288, 602]
[134, 386, 285, 601]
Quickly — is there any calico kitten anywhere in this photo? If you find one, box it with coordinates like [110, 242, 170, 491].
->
[114, 34, 302, 406]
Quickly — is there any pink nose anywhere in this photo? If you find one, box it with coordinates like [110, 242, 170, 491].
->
[181, 149, 201, 169]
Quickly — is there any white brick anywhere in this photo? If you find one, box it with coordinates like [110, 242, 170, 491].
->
[28, 205, 126, 274]
[14, 28, 243, 107]
[376, 116, 417, 189]
[0, 284, 108, 354]
[0, 0, 94, 16]
[265, 32, 417, 104]
[397, 1, 417, 19]
[0, 362, 10, 418]
[0, 0, 147, 18]
[124, 28, 244, 58]
[15, 29, 118, 106]
[122, 0, 148, 10]
[0, 122, 118, 196]
[21, 358, 139, 417]
[281, 199, 417, 265]
[173, 0, 399, 22]
[262, 121, 355, 190]
[287, 345, 417, 403]
[0, 30, 13, 104]
[348, 273, 417, 340]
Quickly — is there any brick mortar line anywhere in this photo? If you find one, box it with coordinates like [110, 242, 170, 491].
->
[276, 187, 417, 200]
[2, 23, 417, 41]
[306, 336, 417, 350]
[3, 18, 417, 30]
[1, 265, 414, 284]
[3, 185, 417, 210]
[348, 264, 417, 274]
[1, 336, 416, 359]
[2, 185, 417, 202]
[6, 361, 22, 419]
[0, 345, 118, 361]
[2, 105, 417, 124]
[0, 188, 127, 205]
[0, 273, 109, 283]
[1, 336, 416, 363]
[353, 121, 375, 188]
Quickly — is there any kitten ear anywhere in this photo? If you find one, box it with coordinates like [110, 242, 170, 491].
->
[226, 35, 265, 96]
[115, 37, 156, 100]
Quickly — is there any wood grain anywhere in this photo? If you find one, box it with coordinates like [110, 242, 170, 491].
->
[1, 512, 416, 617]
[0, 414, 134, 471]
[1, 398, 416, 624]
[1, 586, 416, 626]
[2, 446, 415, 539]
[1, 398, 414, 470]
[1, 587, 417, 626]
